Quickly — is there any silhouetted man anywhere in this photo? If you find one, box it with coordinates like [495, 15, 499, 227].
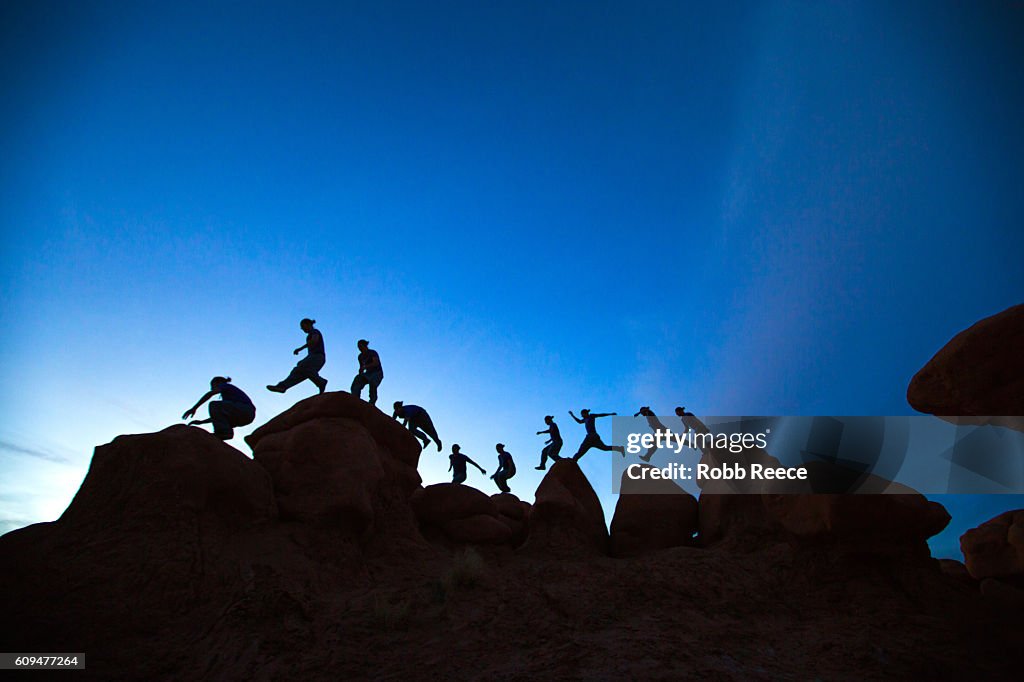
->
[535, 415, 563, 470]
[675, 406, 697, 433]
[448, 444, 486, 484]
[393, 401, 442, 451]
[634, 406, 670, 462]
[182, 376, 256, 440]
[268, 318, 328, 394]
[570, 408, 625, 461]
[351, 339, 383, 405]
[491, 443, 516, 493]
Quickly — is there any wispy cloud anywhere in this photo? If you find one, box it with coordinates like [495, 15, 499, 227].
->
[0, 439, 74, 465]
[93, 393, 162, 430]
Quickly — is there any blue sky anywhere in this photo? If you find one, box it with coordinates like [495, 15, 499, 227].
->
[1, 1, 1022, 559]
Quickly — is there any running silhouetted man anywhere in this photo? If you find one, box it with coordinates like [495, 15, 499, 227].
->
[570, 408, 625, 461]
[448, 444, 486, 484]
[350, 339, 383, 405]
[182, 376, 256, 440]
[491, 443, 516, 493]
[634, 406, 670, 462]
[535, 415, 563, 470]
[393, 401, 442, 451]
[268, 318, 328, 394]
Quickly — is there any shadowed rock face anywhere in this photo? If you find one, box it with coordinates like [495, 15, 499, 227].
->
[247, 391, 423, 466]
[492, 492, 532, 546]
[961, 510, 1024, 580]
[247, 393, 422, 538]
[412, 483, 513, 545]
[65, 424, 278, 531]
[908, 303, 1024, 420]
[522, 460, 607, 557]
[610, 465, 698, 557]
[0, 425, 279, 663]
[764, 492, 950, 560]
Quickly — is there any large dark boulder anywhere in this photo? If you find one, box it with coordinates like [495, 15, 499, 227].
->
[411, 484, 532, 546]
[412, 483, 498, 525]
[610, 465, 698, 557]
[522, 460, 608, 557]
[961, 510, 1024, 580]
[247, 392, 422, 536]
[492, 493, 532, 546]
[908, 303, 1024, 424]
[0, 425, 277, 658]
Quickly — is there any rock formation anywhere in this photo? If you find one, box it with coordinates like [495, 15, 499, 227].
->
[522, 459, 608, 557]
[0, 391, 1021, 679]
[907, 303, 1024, 428]
[492, 492, 532, 546]
[411, 483, 514, 545]
[246, 393, 422, 539]
[0, 425, 279, 671]
[609, 464, 698, 557]
[960, 509, 1024, 581]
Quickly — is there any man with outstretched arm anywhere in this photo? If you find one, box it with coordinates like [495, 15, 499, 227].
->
[448, 444, 486, 484]
[570, 408, 625, 460]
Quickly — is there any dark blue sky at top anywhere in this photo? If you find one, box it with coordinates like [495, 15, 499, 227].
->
[1, 1, 1022, 559]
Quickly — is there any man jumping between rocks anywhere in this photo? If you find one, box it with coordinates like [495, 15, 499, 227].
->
[570, 408, 625, 461]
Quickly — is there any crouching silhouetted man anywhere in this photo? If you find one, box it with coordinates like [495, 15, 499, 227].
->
[182, 376, 256, 440]
[491, 443, 516, 493]
[393, 401, 443, 452]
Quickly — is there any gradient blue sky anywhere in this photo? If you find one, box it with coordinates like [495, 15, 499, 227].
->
[2, 1, 1022, 559]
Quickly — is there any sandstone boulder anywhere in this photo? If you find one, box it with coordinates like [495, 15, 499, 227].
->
[763, 492, 950, 559]
[247, 392, 422, 536]
[938, 558, 975, 585]
[492, 493, 532, 546]
[411, 484, 523, 545]
[0, 425, 278, 652]
[522, 460, 607, 557]
[907, 303, 1024, 423]
[610, 465, 698, 557]
[960, 509, 1024, 580]
[697, 494, 777, 548]
[441, 514, 514, 545]
[412, 483, 498, 525]
[979, 578, 1024, 608]
[64, 424, 277, 531]
[247, 391, 422, 465]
